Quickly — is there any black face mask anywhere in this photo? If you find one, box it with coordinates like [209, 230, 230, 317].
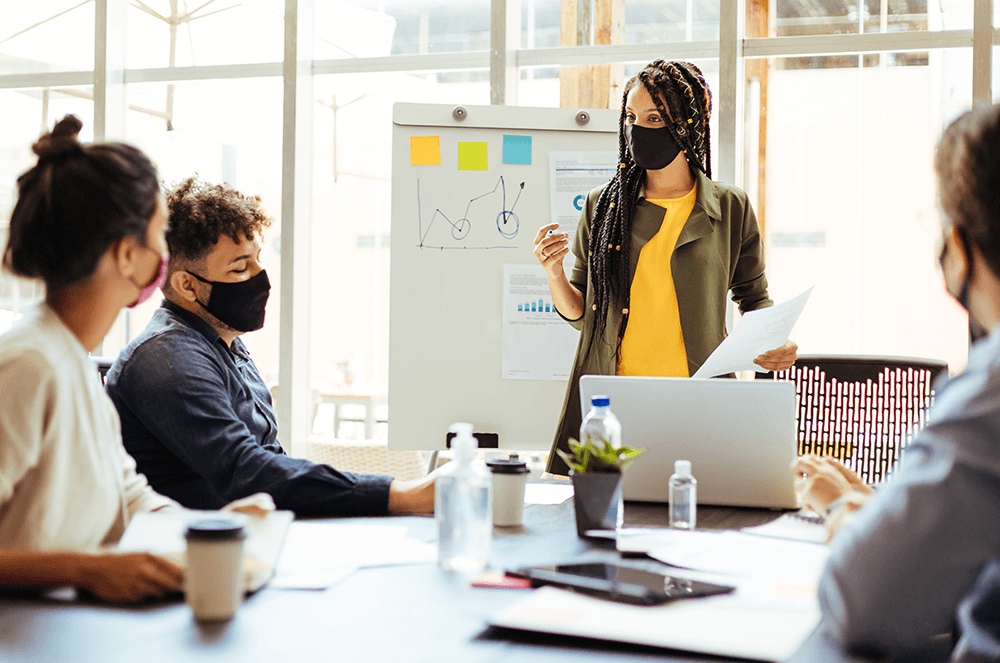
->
[625, 123, 683, 171]
[187, 269, 271, 332]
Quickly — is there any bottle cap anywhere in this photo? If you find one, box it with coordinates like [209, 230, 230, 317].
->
[674, 460, 692, 477]
[591, 395, 610, 407]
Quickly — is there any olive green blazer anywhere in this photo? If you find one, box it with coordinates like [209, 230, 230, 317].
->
[546, 169, 773, 475]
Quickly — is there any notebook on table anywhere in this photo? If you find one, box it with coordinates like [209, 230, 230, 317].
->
[579, 376, 799, 509]
[116, 509, 294, 592]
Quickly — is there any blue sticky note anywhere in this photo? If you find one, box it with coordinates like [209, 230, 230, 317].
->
[503, 135, 532, 165]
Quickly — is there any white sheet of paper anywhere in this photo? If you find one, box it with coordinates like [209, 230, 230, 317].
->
[502, 264, 579, 381]
[523, 483, 574, 505]
[740, 513, 829, 544]
[269, 521, 436, 590]
[548, 151, 617, 248]
[626, 529, 829, 584]
[490, 585, 820, 662]
[693, 286, 814, 378]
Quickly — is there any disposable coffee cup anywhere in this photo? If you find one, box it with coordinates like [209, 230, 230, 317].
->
[184, 518, 247, 621]
[487, 454, 530, 527]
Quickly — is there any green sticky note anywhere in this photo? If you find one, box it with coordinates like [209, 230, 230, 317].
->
[458, 141, 488, 171]
[410, 135, 441, 166]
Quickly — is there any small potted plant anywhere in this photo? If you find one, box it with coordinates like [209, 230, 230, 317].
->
[557, 438, 645, 537]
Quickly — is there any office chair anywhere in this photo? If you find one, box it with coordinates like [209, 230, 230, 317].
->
[755, 355, 948, 484]
[91, 356, 115, 385]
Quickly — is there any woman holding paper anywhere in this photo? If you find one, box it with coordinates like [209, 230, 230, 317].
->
[0, 116, 271, 601]
[533, 60, 797, 475]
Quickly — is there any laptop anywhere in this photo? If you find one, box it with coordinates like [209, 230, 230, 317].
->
[579, 376, 799, 509]
[117, 509, 294, 592]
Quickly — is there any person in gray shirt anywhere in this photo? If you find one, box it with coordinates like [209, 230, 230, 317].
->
[789, 104, 1000, 661]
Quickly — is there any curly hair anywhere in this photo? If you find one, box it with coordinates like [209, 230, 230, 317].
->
[935, 104, 1000, 281]
[163, 176, 273, 267]
[585, 60, 713, 361]
[3, 114, 160, 291]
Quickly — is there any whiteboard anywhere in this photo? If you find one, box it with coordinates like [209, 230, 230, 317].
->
[388, 102, 619, 450]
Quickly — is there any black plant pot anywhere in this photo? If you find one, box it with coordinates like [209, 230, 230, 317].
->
[570, 471, 623, 537]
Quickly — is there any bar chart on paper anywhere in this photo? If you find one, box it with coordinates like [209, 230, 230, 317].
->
[517, 299, 554, 314]
[502, 265, 578, 381]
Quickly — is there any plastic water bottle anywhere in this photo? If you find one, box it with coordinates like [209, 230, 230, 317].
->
[669, 460, 697, 530]
[435, 422, 492, 574]
[580, 395, 622, 449]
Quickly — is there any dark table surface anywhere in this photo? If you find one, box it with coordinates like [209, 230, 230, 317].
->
[0, 498, 785, 663]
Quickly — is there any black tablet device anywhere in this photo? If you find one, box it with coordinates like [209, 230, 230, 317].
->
[510, 562, 736, 606]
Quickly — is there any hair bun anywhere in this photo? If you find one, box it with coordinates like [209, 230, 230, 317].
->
[32, 114, 84, 160]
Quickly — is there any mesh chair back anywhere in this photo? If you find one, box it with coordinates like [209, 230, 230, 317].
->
[756, 355, 948, 484]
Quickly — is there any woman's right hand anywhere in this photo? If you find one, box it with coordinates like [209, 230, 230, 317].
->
[533, 223, 570, 278]
[76, 552, 184, 602]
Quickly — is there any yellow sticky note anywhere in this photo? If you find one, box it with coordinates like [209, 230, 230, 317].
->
[410, 135, 441, 166]
[458, 141, 488, 171]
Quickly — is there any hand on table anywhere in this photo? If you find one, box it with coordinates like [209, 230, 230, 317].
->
[533, 224, 571, 279]
[388, 470, 437, 515]
[222, 492, 276, 517]
[791, 455, 872, 514]
[754, 340, 798, 372]
[76, 552, 183, 602]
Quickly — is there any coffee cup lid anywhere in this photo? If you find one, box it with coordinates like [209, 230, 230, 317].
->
[487, 457, 529, 474]
[185, 518, 247, 541]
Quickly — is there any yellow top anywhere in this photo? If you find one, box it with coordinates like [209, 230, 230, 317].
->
[616, 185, 698, 377]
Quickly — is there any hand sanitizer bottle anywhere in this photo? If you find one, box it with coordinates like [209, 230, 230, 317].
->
[435, 422, 492, 574]
[580, 395, 622, 449]
[669, 460, 697, 530]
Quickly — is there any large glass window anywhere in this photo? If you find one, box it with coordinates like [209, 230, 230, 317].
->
[759, 51, 971, 373]
[309, 70, 488, 436]
[0, 4, 95, 74]
[127, 1, 284, 69]
[317, 1, 491, 58]
[0, 86, 94, 334]
[122, 78, 283, 381]
[773, 0, 963, 37]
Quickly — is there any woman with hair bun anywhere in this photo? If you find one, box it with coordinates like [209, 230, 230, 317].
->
[533, 61, 798, 474]
[0, 116, 270, 601]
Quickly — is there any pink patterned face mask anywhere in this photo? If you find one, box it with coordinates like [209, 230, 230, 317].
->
[129, 252, 169, 308]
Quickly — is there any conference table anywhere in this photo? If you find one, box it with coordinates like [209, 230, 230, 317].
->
[0, 496, 789, 663]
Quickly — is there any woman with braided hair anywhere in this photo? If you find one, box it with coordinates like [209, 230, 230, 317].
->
[534, 60, 798, 475]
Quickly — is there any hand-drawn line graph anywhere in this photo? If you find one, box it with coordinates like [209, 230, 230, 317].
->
[416, 176, 524, 250]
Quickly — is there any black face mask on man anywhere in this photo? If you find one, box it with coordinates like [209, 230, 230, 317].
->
[187, 269, 271, 332]
[625, 123, 683, 171]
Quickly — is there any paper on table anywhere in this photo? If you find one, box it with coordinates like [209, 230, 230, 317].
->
[490, 585, 820, 662]
[629, 529, 829, 584]
[523, 483, 574, 505]
[693, 286, 814, 378]
[741, 513, 829, 544]
[269, 521, 437, 590]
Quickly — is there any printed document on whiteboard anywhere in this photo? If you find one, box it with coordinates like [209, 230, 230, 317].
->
[692, 286, 814, 379]
[549, 151, 616, 247]
[502, 264, 579, 381]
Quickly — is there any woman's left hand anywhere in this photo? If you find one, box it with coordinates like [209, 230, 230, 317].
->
[753, 340, 798, 372]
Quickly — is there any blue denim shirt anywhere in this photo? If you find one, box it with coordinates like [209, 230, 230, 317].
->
[105, 300, 393, 516]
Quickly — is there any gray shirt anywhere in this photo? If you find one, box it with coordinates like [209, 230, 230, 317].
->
[791, 327, 1000, 660]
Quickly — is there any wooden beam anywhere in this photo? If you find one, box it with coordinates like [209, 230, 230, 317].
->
[746, 0, 769, 236]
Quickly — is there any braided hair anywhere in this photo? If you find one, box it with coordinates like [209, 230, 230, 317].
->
[585, 60, 713, 361]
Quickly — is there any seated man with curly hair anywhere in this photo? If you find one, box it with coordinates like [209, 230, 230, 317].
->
[105, 176, 434, 517]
